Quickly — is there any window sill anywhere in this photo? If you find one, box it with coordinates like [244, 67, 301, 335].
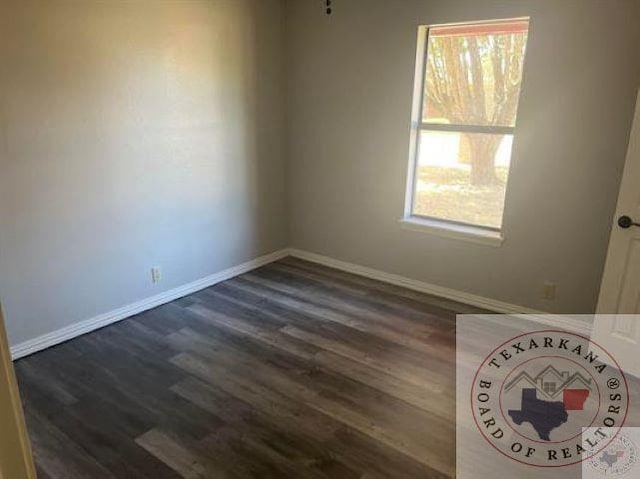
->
[398, 217, 504, 247]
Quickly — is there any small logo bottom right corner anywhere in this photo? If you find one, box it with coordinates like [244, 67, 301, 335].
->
[582, 427, 639, 478]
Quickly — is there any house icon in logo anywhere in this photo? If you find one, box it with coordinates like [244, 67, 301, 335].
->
[504, 365, 592, 400]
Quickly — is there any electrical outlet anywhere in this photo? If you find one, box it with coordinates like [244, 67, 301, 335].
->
[151, 266, 162, 283]
[543, 281, 556, 300]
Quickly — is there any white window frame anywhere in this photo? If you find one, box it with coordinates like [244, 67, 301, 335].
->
[401, 20, 527, 246]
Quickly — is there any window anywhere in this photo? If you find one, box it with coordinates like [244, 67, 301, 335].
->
[404, 19, 529, 238]
[543, 382, 557, 395]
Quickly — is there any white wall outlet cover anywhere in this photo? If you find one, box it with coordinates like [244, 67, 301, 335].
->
[543, 281, 556, 300]
[151, 267, 162, 283]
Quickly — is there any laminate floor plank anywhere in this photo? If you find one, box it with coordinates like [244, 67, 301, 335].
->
[136, 428, 233, 479]
[170, 344, 454, 476]
[25, 409, 116, 479]
[224, 277, 439, 355]
[248, 267, 443, 334]
[277, 257, 483, 316]
[171, 366, 438, 479]
[16, 257, 458, 478]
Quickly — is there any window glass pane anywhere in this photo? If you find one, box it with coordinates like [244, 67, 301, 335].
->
[412, 130, 513, 229]
[422, 20, 529, 126]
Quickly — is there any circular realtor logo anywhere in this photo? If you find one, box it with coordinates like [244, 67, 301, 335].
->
[586, 433, 638, 477]
[471, 330, 629, 467]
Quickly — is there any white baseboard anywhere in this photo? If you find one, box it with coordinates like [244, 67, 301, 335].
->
[287, 248, 545, 315]
[11, 246, 582, 360]
[10, 248, 290, 360]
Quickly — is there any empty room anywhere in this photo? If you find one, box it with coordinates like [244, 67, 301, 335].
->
[1, 1, 640, 478]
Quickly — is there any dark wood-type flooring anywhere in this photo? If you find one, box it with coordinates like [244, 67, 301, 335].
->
[16, 257, 479, 478]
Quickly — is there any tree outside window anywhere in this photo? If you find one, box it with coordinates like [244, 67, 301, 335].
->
[410, 19, 529, 230]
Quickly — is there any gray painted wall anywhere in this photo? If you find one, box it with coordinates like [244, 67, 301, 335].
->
[0, 0, 288, 345]
[286, 0, 640, 313]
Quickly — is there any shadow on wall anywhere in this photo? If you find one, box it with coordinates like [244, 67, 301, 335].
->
[0, 0, 287, 346]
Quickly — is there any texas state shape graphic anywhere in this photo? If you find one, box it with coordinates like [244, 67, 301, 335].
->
[507, 388, 588, 441]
